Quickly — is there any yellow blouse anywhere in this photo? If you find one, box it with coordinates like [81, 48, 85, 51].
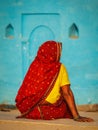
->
[46, 64, 70, 104]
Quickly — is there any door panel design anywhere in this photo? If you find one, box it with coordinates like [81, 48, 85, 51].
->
[29, 25, 55, 63]
[21, 13, 60, 77]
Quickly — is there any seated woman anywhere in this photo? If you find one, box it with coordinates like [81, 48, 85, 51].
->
[15, 41, 94, 122]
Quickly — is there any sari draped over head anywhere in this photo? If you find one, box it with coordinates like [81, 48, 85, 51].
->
[15, 41, 72, 120]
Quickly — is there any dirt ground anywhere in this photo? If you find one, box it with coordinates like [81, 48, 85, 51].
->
[0, 107, 98, 130]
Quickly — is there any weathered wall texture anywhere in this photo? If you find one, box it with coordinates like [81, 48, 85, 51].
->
[0, 0, 98, 105]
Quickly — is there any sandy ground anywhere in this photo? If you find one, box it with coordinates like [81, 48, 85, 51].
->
[0, 109, 98, 130]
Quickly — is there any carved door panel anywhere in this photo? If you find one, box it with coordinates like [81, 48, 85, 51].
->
[21, 13, 60, 77]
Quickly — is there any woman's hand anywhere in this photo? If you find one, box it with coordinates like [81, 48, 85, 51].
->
[61, 85, 94, 123]
[74, 116, 94, 122]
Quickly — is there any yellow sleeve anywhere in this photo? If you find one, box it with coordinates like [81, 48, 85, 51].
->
[45, 64, 70, 104]
[60, 64, 70, 86]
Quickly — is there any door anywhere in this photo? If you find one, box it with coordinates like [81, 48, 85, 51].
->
[21, 13, 60, 77]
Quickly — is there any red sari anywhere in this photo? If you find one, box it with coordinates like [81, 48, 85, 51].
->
[15, 41, 72, 120]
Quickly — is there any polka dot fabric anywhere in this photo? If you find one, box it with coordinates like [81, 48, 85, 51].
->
[15, 41, 72, 119]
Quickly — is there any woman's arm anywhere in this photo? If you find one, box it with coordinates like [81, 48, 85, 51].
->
[61, 85, 94, 122]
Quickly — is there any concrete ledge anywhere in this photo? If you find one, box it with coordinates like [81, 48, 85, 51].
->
[0, 110, 98, 130]
[77, 104, 98, 112]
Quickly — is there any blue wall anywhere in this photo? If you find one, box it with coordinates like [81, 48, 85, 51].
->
[0, 0, 98, 105]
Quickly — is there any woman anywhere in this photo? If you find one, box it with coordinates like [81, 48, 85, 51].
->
[15, 41, 94, 122]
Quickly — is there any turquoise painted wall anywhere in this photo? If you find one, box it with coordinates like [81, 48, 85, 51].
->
[0, 0, 98, 105]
